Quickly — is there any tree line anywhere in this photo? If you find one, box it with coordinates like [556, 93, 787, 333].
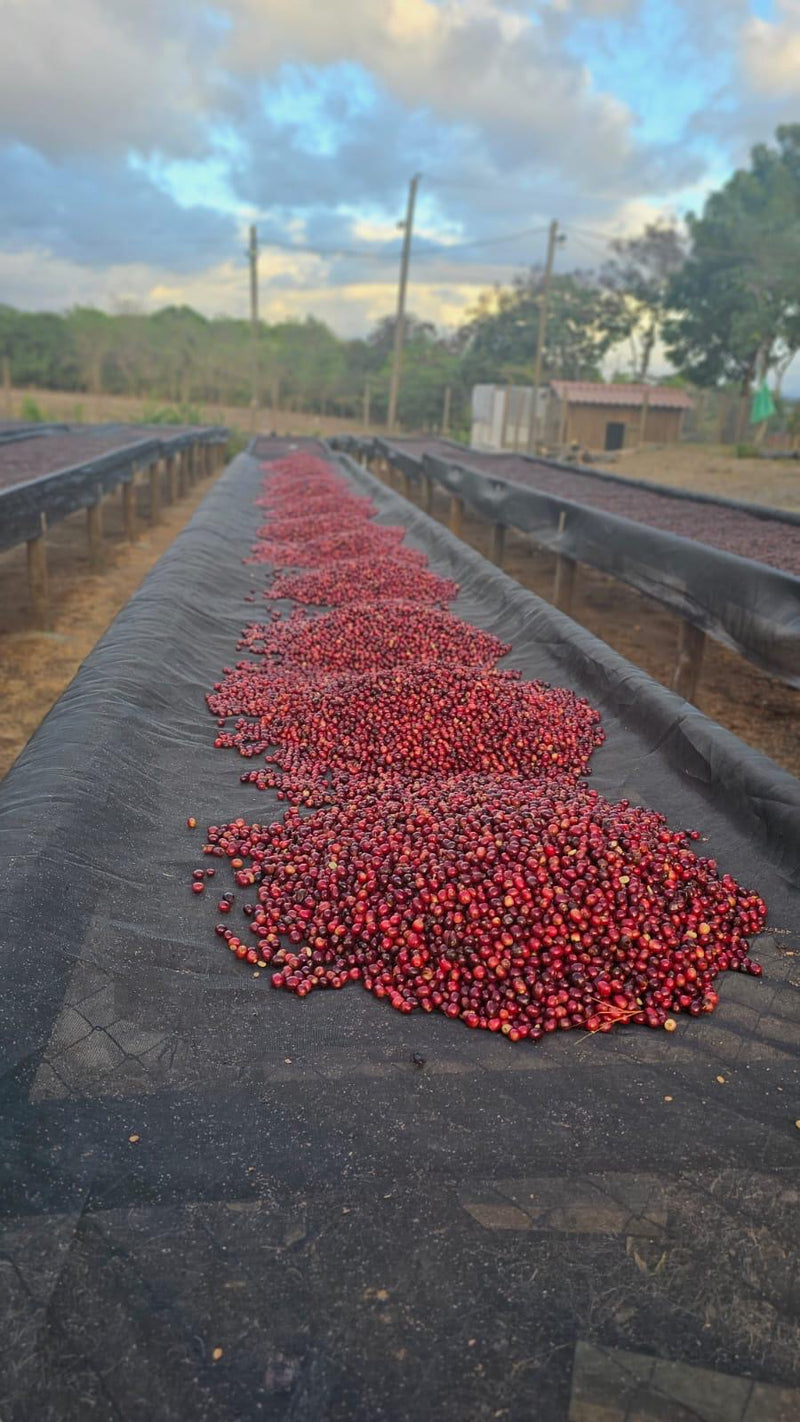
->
[2, 125, 799, 433]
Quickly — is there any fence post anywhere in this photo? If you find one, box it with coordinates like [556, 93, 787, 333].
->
[26, 512, 49, 628]
[671, 621, 706, 703]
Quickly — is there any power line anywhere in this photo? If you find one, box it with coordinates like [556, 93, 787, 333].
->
[256, 223, 551, 262]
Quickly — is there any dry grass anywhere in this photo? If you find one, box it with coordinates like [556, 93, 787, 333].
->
[2, 385, 371, 440]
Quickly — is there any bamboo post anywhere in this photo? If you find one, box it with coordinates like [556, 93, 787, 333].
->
[122, 477, 137, 541]
[26, 513, 49, 628]
[148, 461, 161, 524]
[86, 497, 104, 569]
[489, 521, 505, 568]
[401, 470, 412, 500]
[421, 472, 434, 514]
[449, 495, 464, 539]
[671, 621, 706, 703]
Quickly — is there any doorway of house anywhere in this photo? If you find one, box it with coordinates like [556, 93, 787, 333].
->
[604, 421, 626, 451]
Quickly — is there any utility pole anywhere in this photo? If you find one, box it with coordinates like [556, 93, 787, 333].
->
[247, 224, 259, 433]
[387, 173, 421, 434]
[529, 219, 559, 451]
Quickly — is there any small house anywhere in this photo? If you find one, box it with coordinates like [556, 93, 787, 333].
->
[548, 381, 693, 452]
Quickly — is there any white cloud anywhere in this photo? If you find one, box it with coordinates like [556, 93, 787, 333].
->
[0, 0, 216, 158]
[219, 0, 674, 194]
[742, 2, 800, 97]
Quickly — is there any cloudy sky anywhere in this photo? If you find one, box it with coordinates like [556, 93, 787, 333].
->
[0, 0, 797, 336]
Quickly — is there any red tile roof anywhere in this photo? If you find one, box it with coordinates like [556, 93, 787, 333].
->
[550, 381, 693, 410]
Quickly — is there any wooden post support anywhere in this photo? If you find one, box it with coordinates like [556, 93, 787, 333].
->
[552, 553, 577, 616]
[671, 620, 706, 704]
[401, 470, 412, 500]
[558, 394, 569, 451]
[148, 462, 161, 524]
[489, 521, 505, 568]
[421, 472, 434, 514]
[122, 477, 137, 541]
[448, 494, 464, 539]
[166, 454, 178, 504]
[86, 498, 103, 570]
[26, 514, 49, 628]
[638, 385, 651, 447]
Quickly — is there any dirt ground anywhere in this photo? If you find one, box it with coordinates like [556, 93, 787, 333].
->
[610, 440, 800, 512]
[418, 481, 800, 780]
[0, 467, 222, 779]
[3, 385, 367, 441]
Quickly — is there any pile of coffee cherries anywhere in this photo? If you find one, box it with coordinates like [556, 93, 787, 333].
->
[208, 663, 604, 804]
[236, 602, 508, 672]
[201, 776, 764, 1034]
[193, 450, 765, 1039]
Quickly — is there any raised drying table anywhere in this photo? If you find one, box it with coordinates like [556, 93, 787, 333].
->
[352, 435, 800, 695]
[0, 438, 798, 1420]
[0, 423, 229, 625]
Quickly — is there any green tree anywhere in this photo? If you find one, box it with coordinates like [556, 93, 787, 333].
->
[664, 125, 800, 394]
[601, 221, 685, 379]
[459, 270, 631, 386]
[65, 308, 115, 394]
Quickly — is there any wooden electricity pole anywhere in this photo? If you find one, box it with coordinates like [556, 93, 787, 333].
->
[387, 174, 421, 434]
[529, 219, 559, 451]
[248, 224, 259, 433]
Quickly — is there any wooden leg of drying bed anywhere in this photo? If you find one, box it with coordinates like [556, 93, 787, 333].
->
[87, 499, 104, 570]
[148, 462, 161, 524]
[489, 522, 505, 569]
[422, 473, 434, 514]
[26, 517, 49, 629]
[449, 495, 464, 539]
[553, 553, 577, 616]
[671, 621, 706, 703]
[122, 478, 137, 541]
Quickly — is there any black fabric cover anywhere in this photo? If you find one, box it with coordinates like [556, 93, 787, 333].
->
[1, 442, 798, 1422]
